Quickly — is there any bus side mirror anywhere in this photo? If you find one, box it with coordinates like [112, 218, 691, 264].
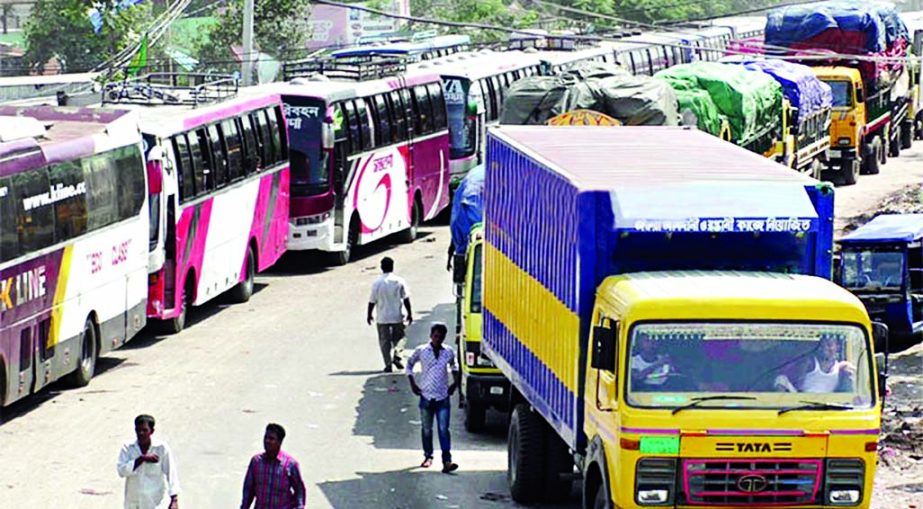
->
[591, 325, 617, 372]
[452, 253, 466, 284]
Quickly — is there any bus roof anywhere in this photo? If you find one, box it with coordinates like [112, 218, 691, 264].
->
[269, 68, 443, 103]
[410, 50, 542, 80]
[0, 105, 140, 178]
[331, 34, 471, 59]
[528, 45, 617, 67]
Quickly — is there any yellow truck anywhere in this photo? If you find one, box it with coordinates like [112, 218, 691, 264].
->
[482, 126, 887, 508]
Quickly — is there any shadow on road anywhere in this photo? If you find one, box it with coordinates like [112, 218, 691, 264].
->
[317, 468, 580, 508]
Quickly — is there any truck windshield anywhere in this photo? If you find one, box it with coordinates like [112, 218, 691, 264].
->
[840, 250, 904, 291]
[626, 322, 873, 410]
[283, 98, 330, 197]
[825, 81, 853, 108]
[445, 78, 477, 160]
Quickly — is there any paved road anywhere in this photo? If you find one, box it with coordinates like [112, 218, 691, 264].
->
[1, 145, 921, 508]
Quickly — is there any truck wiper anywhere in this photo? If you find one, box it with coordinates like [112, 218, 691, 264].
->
[778, 400, 854, 415]
[671, 395, 757, 415]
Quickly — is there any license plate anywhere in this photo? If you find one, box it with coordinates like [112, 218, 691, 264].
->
[305, 230, 317, 237]
[489, 386, 504, 395]
[828, 149, 841, 158]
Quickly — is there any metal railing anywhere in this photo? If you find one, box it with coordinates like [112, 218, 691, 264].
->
[101, 72, 239, 107]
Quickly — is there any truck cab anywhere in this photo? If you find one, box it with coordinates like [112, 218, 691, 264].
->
[813, 66, 866, 184]
[837, 214, 923, 348]
[457, 224, 510, 431]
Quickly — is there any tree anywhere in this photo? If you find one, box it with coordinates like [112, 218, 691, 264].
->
[196, 0, 311, 70]
[366, 0, 539, 43]
[23, 0, 151, 74]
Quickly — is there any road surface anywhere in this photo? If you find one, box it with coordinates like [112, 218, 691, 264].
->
[1, 145, 922, 508]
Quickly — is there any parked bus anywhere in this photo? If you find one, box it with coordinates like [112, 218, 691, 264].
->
[530, 43, 620, 74]
[278, 59, 450, 264]
[0, 72, 100, 103]
[331, 34, 472, 62]
[412, 51, 543, 187]
[0, 106, 148, 406]
[102, 74, 291, 333]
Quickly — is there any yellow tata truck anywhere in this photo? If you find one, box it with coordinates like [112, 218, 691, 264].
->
[482, 125, 886, 508]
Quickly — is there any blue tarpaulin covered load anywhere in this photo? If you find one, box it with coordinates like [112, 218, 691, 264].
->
[728, 59, 833, 125]
[450, 164, 485, 255]
[765, 1, 888, 53]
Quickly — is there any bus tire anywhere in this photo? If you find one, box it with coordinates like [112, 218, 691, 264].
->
[902, 123, 914, 149]
[842, 158, 859, 186]
[508, 404, 546, 503]
[397, 199, 421, 244]
[544, 431, 574, 502]
[333, 217, 359, 266]
[161, 277, 192, 334]
[229, 246, 256, 303]
[67, 317, 98, 388]
[464, 400, 487, 433]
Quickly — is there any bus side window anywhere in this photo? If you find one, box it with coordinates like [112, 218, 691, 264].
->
[332, 141, 347, 195]
[48, 160, 88, 242]
[252, 111, 272, 170]
[82, 152, 118, 230]
[238, 116, 259, 175]
[490, 76, 503, 110]
[341, 100, 359, 155]
[354, 98, 373, 151]
[0, 176, 19, 262]
[264, 107, 285, 165]
[271, 105, 288, 161]
[400, 88, 414, 137]
[413, 85, 434, 135]
[373, 94, 392, 145]
[188, 131, 208, 193]
[480, 79, 495, 121]
[207, 124, 228, 189]
[12, 169, 54, 252]
[113, 146, 145, 220]
[428, 82, 447, 131]
[173, 134, 195, 201]
[388, 91, 407, 142]
[221, 119, 244, 182]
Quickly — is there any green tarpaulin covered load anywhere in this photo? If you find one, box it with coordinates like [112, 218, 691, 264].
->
[655, 62, 783, 148]
[499, 61, 680, 126]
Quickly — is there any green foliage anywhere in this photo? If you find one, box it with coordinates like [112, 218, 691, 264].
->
[23, 0, 151, 73]
[368, 0, 538, 42]
[196, 0, 311, 70]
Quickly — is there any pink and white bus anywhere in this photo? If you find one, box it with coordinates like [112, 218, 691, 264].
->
[0, 106, 149, 405]
[102, 75, 291, 333]
[279, 60, 450, 264]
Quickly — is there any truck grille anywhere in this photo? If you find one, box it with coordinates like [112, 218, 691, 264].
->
[682, 458, 821, 506]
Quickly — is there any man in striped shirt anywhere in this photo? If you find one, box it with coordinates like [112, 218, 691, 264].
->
[406, 322, 460, 473]
[241, 423, 306, 509]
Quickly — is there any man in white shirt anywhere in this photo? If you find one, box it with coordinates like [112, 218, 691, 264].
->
[368, 257, 413, 372]
[117, 414, 180, 509]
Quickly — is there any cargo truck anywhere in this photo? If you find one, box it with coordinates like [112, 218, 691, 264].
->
[766, 2, 913, 184]
[482, 126, 885, 508]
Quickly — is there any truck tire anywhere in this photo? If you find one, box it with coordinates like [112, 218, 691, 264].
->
[861, 139, 880, 176]
[508, 404, 547, 503]
[842, 158, 859, 186]
[810, 159, 822, 181]
[889, 132, 901, 158]
[592, 483, 610, 509]
[902, 123, 914, 149]
[544, 431, 574, 502]
[464, 400, 487, 433]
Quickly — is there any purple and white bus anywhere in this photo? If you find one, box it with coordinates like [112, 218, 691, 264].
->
[279, 61, 450, 264]
[110, 81, 292, 334]
[0, 106, 149, 405]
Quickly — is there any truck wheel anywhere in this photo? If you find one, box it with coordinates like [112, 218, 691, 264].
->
[544, 431, 574, 502]
[508, 404, 547, 503]
[593, 483, 610, 509]
[842, 158, 859, 186]
[464, 401, 487, 433]
[810, 159, 822, 181]
[902, 123, 914, 149]
[915, 115, 923, 140]
[67, 318, 98, 387]
[861, 140, 880, 176]
[889, 133, 901, 158]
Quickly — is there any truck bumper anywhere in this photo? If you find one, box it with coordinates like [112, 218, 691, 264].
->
[826, 147, 858, 167]
[464, 373, 510, 410]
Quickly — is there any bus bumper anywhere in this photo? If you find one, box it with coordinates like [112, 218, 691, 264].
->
[287, 216, 336, 252]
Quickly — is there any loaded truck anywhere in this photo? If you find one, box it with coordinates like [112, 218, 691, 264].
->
[766, 2, 913, 184]
[482, 126, 885, 508]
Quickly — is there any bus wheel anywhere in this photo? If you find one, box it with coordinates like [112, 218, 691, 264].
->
[398, 200, 421, 244]
[161, 282, 191, 334]
[333, 218, 359, 266]
[230, 246, 256, 303]
[508, 404, 546, 503]
[68, 318, 97, 387]
[464, 400, 487, 433]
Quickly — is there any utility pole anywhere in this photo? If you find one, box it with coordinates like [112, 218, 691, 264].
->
[242, 0, 254, 85]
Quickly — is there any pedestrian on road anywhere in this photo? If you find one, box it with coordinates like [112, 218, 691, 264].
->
[241, 423, 306, 509]
[116, 414, 180, 509]
[406, 322, 460, 473]
[368, 256, 413, 372]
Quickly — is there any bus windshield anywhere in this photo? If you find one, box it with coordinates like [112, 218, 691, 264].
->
[626, 322, 873, 410]
[825, 81, 853, 108]
[284, 97, 329, 196]
[444, 78, 476, 159]
[840, 249, 904, 291]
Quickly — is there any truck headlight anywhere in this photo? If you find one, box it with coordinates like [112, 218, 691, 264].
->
[829, 490, 861, 504]
[825, 458, 864, 506]
[637, 489, 669, 504]
[838, 137, 851, 146]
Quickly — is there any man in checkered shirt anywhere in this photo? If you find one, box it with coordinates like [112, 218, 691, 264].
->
[406, 322, 460, 473]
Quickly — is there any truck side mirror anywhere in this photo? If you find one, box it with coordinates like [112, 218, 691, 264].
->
[872, 321, 889, 354]
[875, 352, 889, 400]
[591, 325, 617, 372]
[832, 254, 842, 283]
[856, 87, 865, 103]
[452, 253, 466, 284]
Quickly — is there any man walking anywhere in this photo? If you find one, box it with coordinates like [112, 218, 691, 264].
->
[368, 256, 413, 372]
[406, 323, 460, 473]
[241, 423, 306, 509]
[116, 414, 180, 509]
